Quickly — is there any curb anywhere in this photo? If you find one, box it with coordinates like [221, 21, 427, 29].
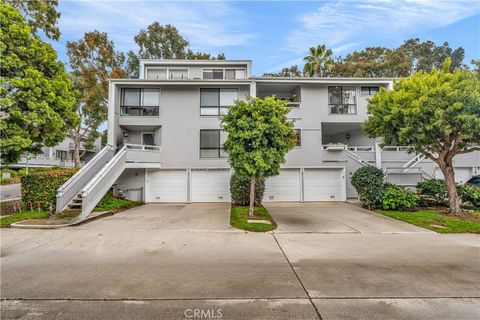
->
[10, 211, 113, 229]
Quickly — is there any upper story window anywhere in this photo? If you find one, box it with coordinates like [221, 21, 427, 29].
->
[203, 69, 224, 79]
[360, 86, 379, 96]
[225, 69, 246, 79]
[203, 68, 246, 80]
[169, 68, 188, 80]
[293, 129, 302, 147]
[200, 129, 227, 158]
[146, 68, 167, 80]
[328, 86, 357, 114]
[121, 88, 159, 116]
[200, 88, 238, 116]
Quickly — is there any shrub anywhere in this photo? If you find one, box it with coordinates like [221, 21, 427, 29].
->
[416, 179, 448, 206]
[351, 166, 385, 209]
[382, 184, 420, 210]
[457, 184, 480, 209]
[21, 168, 78, 212]
[230, 174, 265, 206]
[0, 178, 12, 184]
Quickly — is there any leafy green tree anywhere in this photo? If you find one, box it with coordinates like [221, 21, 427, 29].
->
[126, 22, 225, 78]
[364, 60, 480, 215]
[67, 31, 127, 167]
[5, 0, 61, 40]
[221, 97, 295, 216]
[303, 44, 334, 77]
[332, 39, 465, 77]
[332, 47, 411, 77]
[0, 4, 79, 164]
[263, 65, 302, 77]
[399, 38, 465, 73]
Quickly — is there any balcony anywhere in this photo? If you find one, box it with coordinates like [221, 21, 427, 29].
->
[120, 106, 159, 117]
[328, 104, 357, 115]
[125, 144, 162, 168]
[11, 156, 84, 168]
[68, 142, 99, 152]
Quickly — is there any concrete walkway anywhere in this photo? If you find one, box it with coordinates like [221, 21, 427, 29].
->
[1, 203, 479, 319]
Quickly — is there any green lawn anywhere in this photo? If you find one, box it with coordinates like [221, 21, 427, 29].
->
[377, 209, 480, 233]
[93, 195, 143, 213]
[230, 206, 277, 232]
[1, 211, 49, 228]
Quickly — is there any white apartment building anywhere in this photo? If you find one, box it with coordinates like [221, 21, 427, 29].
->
[55, 59, 480, 218]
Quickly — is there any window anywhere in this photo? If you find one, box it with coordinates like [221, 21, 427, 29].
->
[203, 69, 224, 79]
[225, 69, 246, 79]
[328, 86, 357, 114]
[200, 129, 227, 158]
[121, 88, 159, 116]
[200, 88, 238, 116]
[361, 86, 379, 96]
[293, 129, 302, 147]
[56, 150, 68, 161]
[146, 68, 167, 79]
[169, 69, 188, 79]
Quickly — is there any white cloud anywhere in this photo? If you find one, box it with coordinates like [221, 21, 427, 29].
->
[285, 0, 479, 55]
[57, 0, 256, 54]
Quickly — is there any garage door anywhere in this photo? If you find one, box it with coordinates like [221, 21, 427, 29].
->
[434, 167, 473, 184]
[191, 169, 231, 202]
[304, 168, 345, 201]
[264, 169, 301, 201]
[146, 169, 187, 202]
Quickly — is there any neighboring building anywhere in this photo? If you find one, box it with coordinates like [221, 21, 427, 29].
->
[9, 129, 102, 169]
[56, 59, 480, 218]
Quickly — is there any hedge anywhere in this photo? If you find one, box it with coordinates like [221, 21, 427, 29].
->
[230, 174, 265, 206]
[382, 184, 420, 210]
[351, 166, 385, 209]
[21, 168, 78, 212]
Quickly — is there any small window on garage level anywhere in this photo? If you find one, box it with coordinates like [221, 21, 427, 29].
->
[200, 129, 227, 158]
[293, 129, 302, 147]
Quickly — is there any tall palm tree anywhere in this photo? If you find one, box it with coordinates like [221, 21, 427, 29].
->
[303, 44, 334, 77]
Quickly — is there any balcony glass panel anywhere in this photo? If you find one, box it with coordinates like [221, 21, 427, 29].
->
[169, 69, 188, 79]
[146, 68, 167, 79]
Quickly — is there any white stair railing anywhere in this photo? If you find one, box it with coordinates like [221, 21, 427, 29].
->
[56, 145, 114, 213]
[346, 149, 371, 166]
[402, 153, 426, 172]
[80, 146, 127, 218]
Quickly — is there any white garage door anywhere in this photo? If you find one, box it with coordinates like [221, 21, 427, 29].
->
[304, 168, 345, 201]
[147, 169, 187, 202]
[434, 167, 473, 184]
[191, 169, 231, 202]
[264, 169, 301, 201]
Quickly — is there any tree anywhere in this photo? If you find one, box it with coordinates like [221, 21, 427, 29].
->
[399, 38, 465, 73]
[126, 22, 225, 78]
[0, 4, 79, 165]
[221, 97, 295, 216]
[66, 31, 127, 167]
[263, 65, 302, 77]
[5, 0, 61, 40]
[332, 47, 411, 77]
[303, 44, 334, 77]
[364, 59, 480, 215]
[331, 39, 465, 77]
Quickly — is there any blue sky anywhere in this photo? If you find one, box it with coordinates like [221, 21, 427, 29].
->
[51, 0, 480, 75]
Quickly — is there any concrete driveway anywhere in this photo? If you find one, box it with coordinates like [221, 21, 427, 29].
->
[264, 202, 429, 233]
[1, 202, 479, 319]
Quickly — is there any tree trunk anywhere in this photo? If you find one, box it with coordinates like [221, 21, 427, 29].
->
[439, 161, 462, 215]
[73, 136, 82, 168]
[248, 175, 256, 217]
